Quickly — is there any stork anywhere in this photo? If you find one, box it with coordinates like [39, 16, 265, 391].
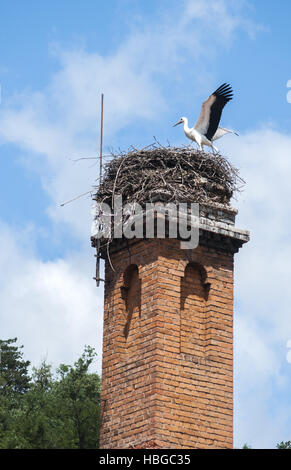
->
[173, 83, 238, 152]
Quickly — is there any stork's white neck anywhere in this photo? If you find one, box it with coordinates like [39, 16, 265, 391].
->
[183, 117, 190, 133]
[182, 118, 201, 145]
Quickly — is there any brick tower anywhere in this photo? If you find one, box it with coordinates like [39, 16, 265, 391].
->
[92, 148, 249, 449]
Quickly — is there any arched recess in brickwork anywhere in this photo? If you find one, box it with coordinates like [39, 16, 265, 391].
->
[180, 262, 210, 357]
[121, 264, 141, 340]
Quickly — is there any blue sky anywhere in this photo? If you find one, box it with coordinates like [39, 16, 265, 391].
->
[1, 0, 291, 449]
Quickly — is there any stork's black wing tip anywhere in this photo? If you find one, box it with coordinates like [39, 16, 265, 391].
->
[213, 83, 233, 101]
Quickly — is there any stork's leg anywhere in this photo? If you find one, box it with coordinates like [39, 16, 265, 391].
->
[195, 136, 203, 151]
[211, 144, 218, 153]
[196, 143, 202, 151]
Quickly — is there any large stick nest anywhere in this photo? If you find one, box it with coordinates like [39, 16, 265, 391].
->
[94, 144, 244, 208]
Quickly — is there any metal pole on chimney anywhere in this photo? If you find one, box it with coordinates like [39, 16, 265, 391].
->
[100, 93, 104, 183]
[94, 93, 104, 287]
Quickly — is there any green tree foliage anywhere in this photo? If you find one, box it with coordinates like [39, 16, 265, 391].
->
[276, 441, 291, 449]
[0, 340, 101, 449]
[242, 443, 252, 449]
[0, 338, 32, 447]
[55, 346, 101, 448]
[0, 338, 31, 395]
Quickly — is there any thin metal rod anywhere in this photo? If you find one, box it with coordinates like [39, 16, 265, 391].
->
[100, 93, 104, 183]
[60, 189, 92, 207]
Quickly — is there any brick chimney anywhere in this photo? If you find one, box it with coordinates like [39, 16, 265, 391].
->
[93, 201, 249, 449]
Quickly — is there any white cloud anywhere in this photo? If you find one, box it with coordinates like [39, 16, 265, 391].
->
[184, 0, 261, 41]
[0, 221, 103, 372]
[223, 129, 291, 336]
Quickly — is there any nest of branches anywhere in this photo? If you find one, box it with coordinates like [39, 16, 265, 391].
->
[94, 144, 243, 208]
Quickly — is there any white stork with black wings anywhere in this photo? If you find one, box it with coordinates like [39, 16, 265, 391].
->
[173, 83, 238, 152]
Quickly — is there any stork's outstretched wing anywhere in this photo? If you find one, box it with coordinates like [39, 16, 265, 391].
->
[212, 126, 238, 141]
[194, 83, 233, 141]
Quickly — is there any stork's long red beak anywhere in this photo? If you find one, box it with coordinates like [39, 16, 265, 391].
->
[173, 119, 183, 127]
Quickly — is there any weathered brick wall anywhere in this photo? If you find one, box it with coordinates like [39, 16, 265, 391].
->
[100, 237, 234, 449]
